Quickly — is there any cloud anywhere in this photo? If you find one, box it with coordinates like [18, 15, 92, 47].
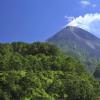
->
[92, 4, 96, 8]
[65, 16, 74, 22]
[80, 0, 96, 8]
[81, 0, 91, 6]
[66, 13, 100, 38]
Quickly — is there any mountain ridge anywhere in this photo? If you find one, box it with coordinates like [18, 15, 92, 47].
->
[47, 26, 100, 72]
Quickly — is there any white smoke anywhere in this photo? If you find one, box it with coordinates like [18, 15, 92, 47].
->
[66, 13, 100, 38]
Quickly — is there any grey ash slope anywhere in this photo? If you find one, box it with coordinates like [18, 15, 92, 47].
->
[47, 26, 100, 72]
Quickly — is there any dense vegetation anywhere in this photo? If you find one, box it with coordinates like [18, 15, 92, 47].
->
[0, 42, 100, 100]
[94, 65, 100, 78]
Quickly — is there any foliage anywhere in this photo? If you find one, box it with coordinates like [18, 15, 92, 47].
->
[94, 65, 100, 78]
[0, 42, 99, 100]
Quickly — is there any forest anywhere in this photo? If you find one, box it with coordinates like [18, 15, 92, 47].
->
[0, 42, 100, 100]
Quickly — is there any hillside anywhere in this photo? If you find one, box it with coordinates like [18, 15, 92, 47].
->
[47, 26, 100, 72]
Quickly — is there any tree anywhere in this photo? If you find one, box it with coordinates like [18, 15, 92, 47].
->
[94, 65, 100, 78]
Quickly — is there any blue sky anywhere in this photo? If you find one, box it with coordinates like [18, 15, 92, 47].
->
[0, 0, 100, 42]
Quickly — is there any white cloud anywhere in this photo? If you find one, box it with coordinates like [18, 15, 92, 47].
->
[66, 13, 100, 38]
[65, 16, 74, 22]
[81, 0, 91, 6]
[80, 0, 96, 8]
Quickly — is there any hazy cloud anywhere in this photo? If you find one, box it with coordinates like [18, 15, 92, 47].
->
[65, 16, 74, 22]
[81, 0, 91, 6]
[80, 0, 96, 8]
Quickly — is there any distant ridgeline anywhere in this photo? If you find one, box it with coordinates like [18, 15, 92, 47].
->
[0, 42, 100, 100]
[47, 26, 100, 73]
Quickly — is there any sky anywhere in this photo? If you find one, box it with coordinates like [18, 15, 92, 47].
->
[0, 0, 100, 42]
